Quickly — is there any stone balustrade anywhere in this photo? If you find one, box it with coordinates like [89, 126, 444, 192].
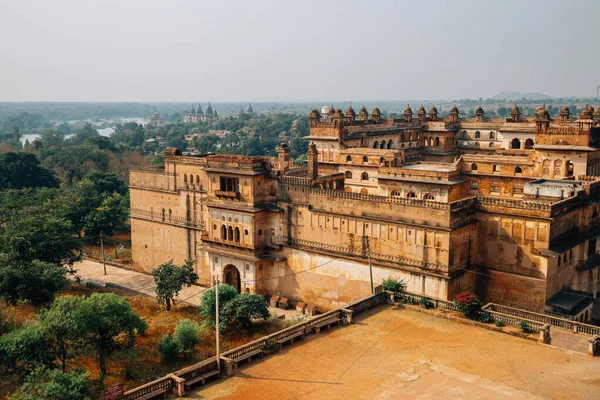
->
[130, 208, 205, 230]
[275, 236, 448, 273]
[123, 375, 177, 399]
[482, 303, 600, 336]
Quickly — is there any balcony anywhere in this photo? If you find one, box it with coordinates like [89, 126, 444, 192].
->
[215, 190, 240, 199]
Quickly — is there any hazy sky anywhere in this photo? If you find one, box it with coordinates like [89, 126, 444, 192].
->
[1, 0, 598, 102]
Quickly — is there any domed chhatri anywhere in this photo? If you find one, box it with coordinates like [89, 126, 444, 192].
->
[511, 103, 520, 115]
[450, 104, 459, 114]
[309, 108, 321, 118]
[345, 106, 356, 117]
[475, 105, 484, 115]
[580, 105, 594, 120]
[358, 106, 369, 117]
[594, 106, 600, 120]
[328, 105, 336, 116]
[371, 107, 382, 116]
[404, 104, 413, 115]
[320, 105, 331, 115]
[418, 105, 426, 115]
[536, 103, 550, 120]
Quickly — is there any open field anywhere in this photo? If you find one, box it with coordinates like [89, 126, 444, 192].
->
[186, 304, 600, 400]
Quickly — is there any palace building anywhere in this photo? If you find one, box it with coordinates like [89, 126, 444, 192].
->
[130, 103, 600, 322]
[184, 103, 217, 123]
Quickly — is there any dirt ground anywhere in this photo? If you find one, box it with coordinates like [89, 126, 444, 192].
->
[184, 304, 600, 400]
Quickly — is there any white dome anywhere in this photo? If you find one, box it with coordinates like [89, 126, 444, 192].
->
[321, 105, 331, 115]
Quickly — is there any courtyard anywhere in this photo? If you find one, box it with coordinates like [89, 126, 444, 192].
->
[183, 305, 600, 400]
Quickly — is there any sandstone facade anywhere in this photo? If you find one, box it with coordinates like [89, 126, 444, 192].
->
[131, 104, 600, 321]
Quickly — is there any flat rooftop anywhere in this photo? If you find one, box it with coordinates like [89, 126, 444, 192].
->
[187, 306, 599, 400]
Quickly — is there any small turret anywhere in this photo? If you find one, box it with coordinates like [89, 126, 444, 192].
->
[404, 104, 413, 122]
[428, 105, 438, 121]
[371, 107, 382, 123]
[449, 104, 459, 122]
[358, 106, 369, 121]
[475, 105, 485, 121]
[345, 106, 356, 124]
[510, 103, 521, 122]
[307, 143, 319, 180]
[417, 105, 426, 122]
[560, 106, 570, 121]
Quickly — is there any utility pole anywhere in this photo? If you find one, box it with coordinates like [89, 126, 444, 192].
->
[100, 231, 107, 276]
[366, 236, 375, 299]
[215, 277, 221, 373]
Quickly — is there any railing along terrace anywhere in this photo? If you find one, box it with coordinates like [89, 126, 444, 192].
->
[477, 196, 552, 211]
[275, 236, 448, 273]
[123, 375, 174, 400]
[483, 303, 600, 335]
[310, 188, 474, 211]
[130, 208, 205, 230]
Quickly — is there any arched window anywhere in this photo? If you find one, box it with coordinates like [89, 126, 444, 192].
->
[234, 227, 240, 242]
[435, 137, 440, 146]
[345, 171, 352, 179]
[471, 163, 478, 171]
[361, 172, 369, 181]
[493, 165, 500, 172]
[184, 174, 188, 183]
[379, 157, 385, 165]
[525, 138, 534, 149]
[228, 226, 233, 241]
[380, 140, 386, 149]
[475, 142, 480, 146]
[406, 192, 416, 198]
[463, 131, 468, 138]
[401, 133, 405, 141]
[197, 175, 200, 184]
[490, 131, 495, 139]
[390, 190, 400, 197]
[475, 131, 481, 138]
[515, 166, 523, 174]
[489, 142, 494, 147]
[511, 138, 521, 149]
[373, 141, 379, 149]
[360, 188, 369, 194]
[363, 156, 368, 163]
[387, 141, 393, 149]
[423, 194, 435, 200]
[221, 225, 227, 240]
[346, 155, 352, 162]
[401, 143, 405, 148]
[344, 187, 352, 193]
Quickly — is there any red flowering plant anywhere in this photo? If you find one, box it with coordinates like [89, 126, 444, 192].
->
[453, 291, 482, 319]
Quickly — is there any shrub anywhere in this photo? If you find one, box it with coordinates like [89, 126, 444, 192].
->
[419, 297, 434, 309]
[158, 334, 178, 363]
[0, 322, 54, 375]
[519, 320, 530, 333]
[262, 339, 279, 353]
[453, 291, 483, 320]
[9, 367, 92, 400]
[382, 276, 406, 293]
[173, 319, 200, 358]
[199, 284, 238, 326]
[222, 293, 270, 329]
[477, 311, 492, 323]
[495, 320, 505, 327]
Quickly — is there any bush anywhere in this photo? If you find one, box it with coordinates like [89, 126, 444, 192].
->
[453, 292, 483, 320]
[199, 284, 238, 326]
[9, 367, 91, 400]
[419, 297, 434, 309]
[477, 311, 492, 323]
[519, 320, 530, 333]
[495, 320, 505, 327]
[173, 319, 200, 358]
[0, 322, 54, 375]
[262, 339, 279, 353]
[382, 276, 406, 293]
[222, 293, 270, 329]
[158, 334, 178, 363]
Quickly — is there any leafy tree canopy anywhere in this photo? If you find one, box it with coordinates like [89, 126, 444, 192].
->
[9, 367, 92, 400]
[0, 152, 59, 190]
[152, 259, 199, 311]
[222, 293, 270, 329]
[199, 283, 238, 327]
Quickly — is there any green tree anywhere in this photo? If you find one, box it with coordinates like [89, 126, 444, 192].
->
[9, 367, 92, 400]
[0, 213, 82, 265]
[0, 152, 59, 190]
[151, 153, 165, 166]
[497, 106, 508, 117]
[68, 123, 98, 145]
[222, 293, 270, 329]
[38, 296, 88, 372]
[83, 193, 128, 236]
[81, 171, 128, 196]
[152, 260, 199, 311]
[199, 284, 238, 327]
[173, 319, 200, 358]
[0, 238, 69, 306]
[0, 322, 54, 375]
[38, 129, 65, 149]
[80, 293, 147, 378]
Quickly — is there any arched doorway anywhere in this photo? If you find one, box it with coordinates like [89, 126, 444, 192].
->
[511, 138, 521, 149]
[223, 264, 241, 293]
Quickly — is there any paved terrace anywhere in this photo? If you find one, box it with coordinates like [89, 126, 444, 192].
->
[185, 305, 600, 400]
[73, 260, 298, 319]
